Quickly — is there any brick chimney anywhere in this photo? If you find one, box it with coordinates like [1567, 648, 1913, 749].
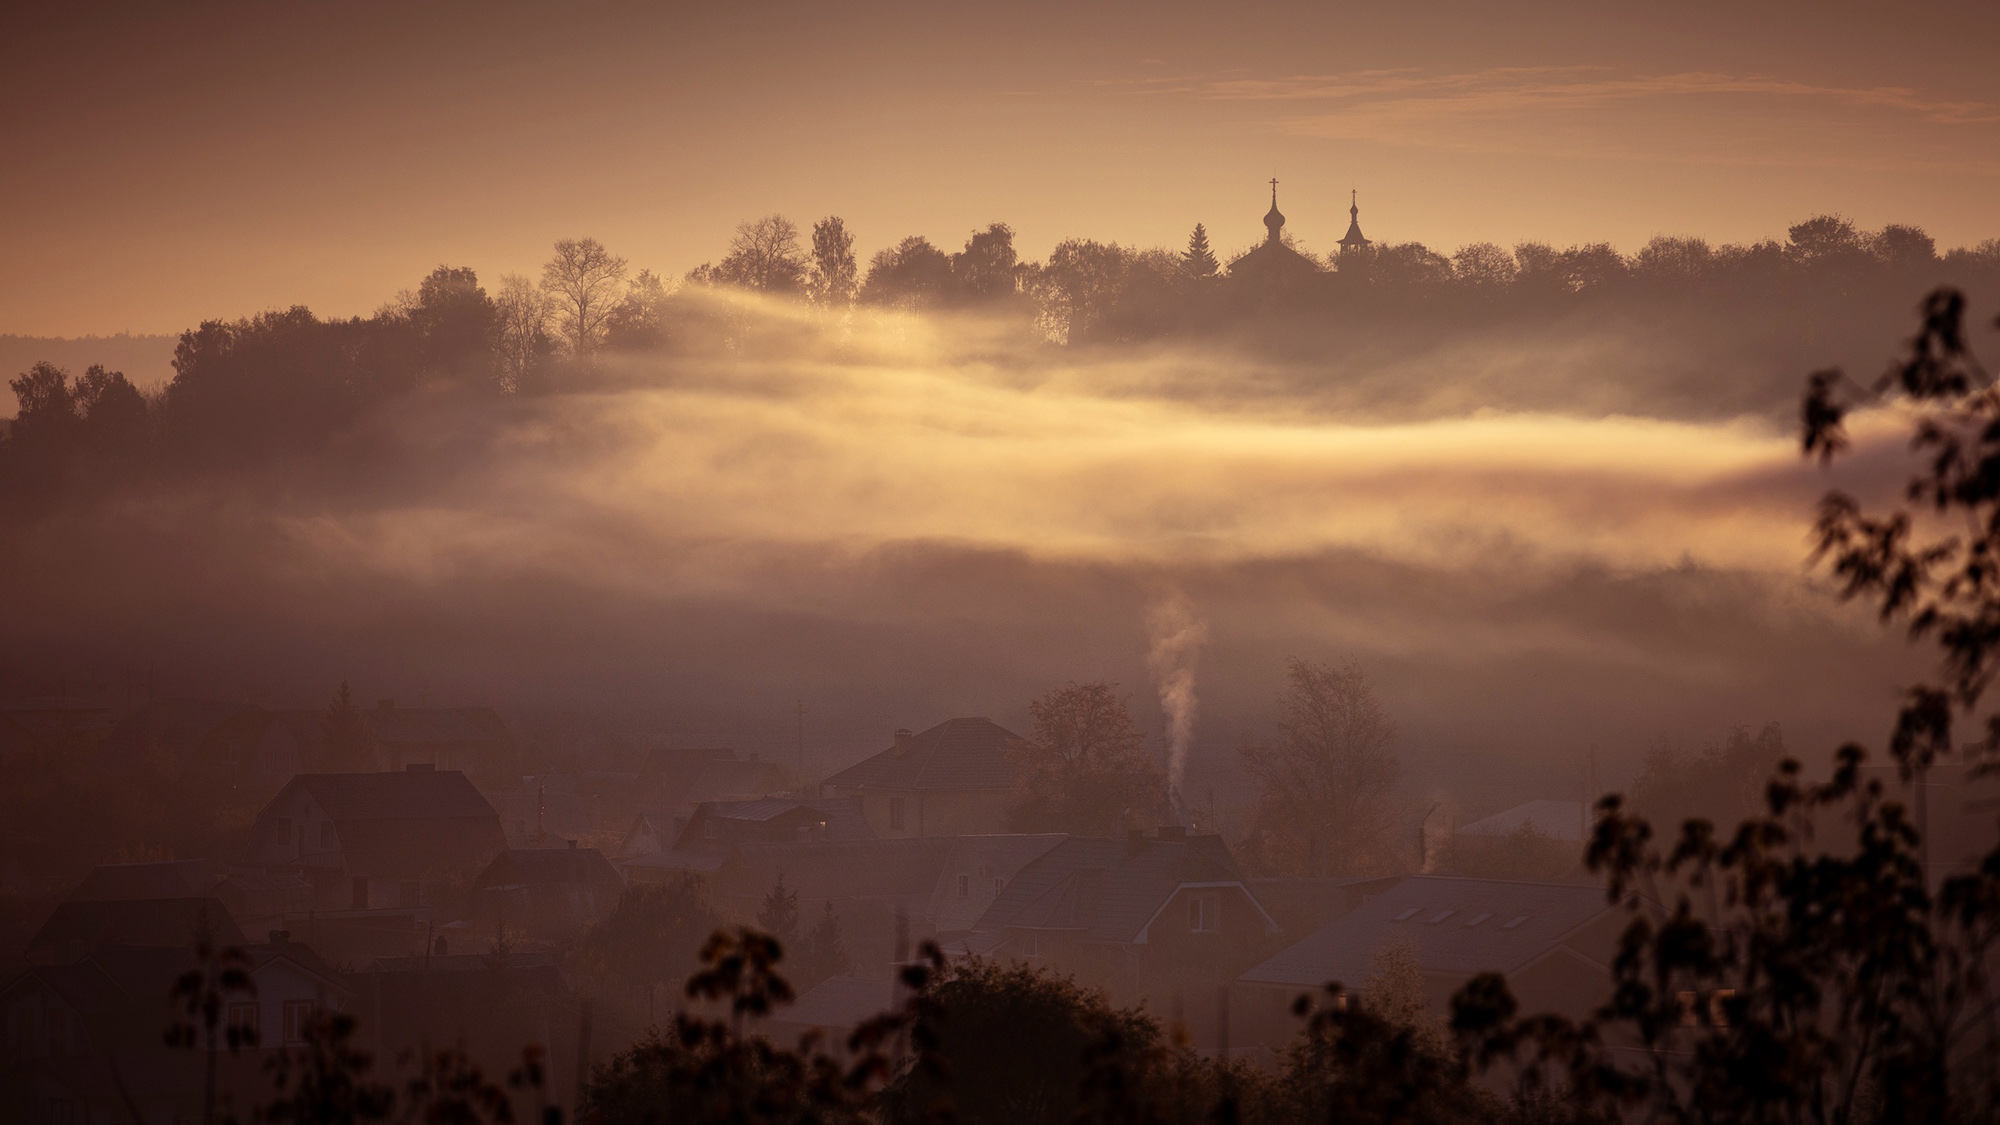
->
[892, 729, 914, 757]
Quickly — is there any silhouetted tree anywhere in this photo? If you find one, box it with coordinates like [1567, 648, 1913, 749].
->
[1033, 239, 1130, 344]
[492, 274, 552, 391]
[540, 237, 628, 359]
[861, 236, 953, 311]
[410, 265, 497, 380]
[605, 268, 670, 351]
[574, 875, 721, 1007]
[950, 223, 1022, 303]
[1450, 243, 1515, 288]
[1181, 224, 1219, 279]
[791, 903, 851, 991]
[1787, 213, 1868, 267]
[163, 910, 257, 1125]
[757, 872, 800, 945]
[1241, 658, 1400, 876]
[320, 681, 373, 772]
[715, 215, 806, 295]
[1007, 681, 1161, 835]
[806, 217, 859, 310]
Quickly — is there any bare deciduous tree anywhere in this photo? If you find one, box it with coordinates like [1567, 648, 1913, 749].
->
[1008, 681, 1161, 835]
[492, 274, 551, 392]
[1241, 658, 1400, 876]
[715, 215, 806, 294]
[539, 237, 628, 359]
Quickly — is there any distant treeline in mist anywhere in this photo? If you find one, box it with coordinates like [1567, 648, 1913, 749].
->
[4, 211, 1998, 516]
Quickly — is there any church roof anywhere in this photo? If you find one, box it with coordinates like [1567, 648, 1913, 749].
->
[1339, 190, 1371, 249]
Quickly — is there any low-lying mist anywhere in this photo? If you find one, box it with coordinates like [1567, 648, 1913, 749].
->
[0, 290, 1949, 801]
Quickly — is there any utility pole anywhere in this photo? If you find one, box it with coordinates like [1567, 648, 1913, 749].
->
[796, 699, 805, 794]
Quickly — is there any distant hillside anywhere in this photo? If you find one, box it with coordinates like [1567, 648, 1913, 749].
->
[1, 334, 178, 415]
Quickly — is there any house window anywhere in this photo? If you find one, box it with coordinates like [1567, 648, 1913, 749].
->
[227, 1001, 260, 1047]
[283, 1000, 316, 1044]
[888, 798, 906, 831]
[703, 818, 720, 840]
[1190, 893, 1221, 933]
[276, 817, 293, 847]
[320, 823, 336, 850]
[955, 874, 970, 899]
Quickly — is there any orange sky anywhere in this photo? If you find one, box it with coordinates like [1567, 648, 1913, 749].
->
[5, 0, 1999, 336]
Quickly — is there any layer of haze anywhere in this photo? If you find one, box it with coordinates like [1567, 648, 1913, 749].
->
[6, 0, 2000, 335]
[0, 292, 1943, 798]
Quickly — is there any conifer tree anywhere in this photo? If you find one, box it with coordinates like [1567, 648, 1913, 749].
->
[756, 872, 799, 945]
[1181, 223, 1219, 278]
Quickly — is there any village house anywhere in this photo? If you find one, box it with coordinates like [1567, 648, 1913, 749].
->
[26, 897, 246, 966]
[465, 844, 626, 943]
[924, 833, 1067, 944]
[1234, 875, 1629, 1050]
[0, 936, 350, 1125]
[242, 767, 508, 913]
[821, 718, 1026, 838]
[966, 827, 1281, 1040]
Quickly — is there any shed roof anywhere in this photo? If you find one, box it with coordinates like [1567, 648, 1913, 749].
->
[69, 860, 220, 901]
[972, 833, 1252, 945]
[292, 770, 498, 821]
[822, 717, 1024, 792]
[1457, 800, 1588, 842]
[28, 898, 247, 962]
[1239, 875, 1613, 988]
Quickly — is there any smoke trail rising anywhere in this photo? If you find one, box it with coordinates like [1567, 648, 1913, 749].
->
[1145, 586, 1209, 796]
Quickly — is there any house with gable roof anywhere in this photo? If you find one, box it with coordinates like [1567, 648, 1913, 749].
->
[821, 718, 1026, 838]
[244, 768, 507, 912]
[1235, 875, 1632, 1048]
[965, 827, 1281, 999]
[0, 936, 350, 1125]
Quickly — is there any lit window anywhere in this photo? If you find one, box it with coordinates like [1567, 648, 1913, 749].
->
[888, 798, 906, 830]
[1391, 908, 1421, 922]
[1709, 989, 1736, 1027]
[1461, 913, 1492, 927]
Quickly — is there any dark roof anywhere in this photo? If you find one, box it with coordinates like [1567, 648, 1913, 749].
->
[772, 975, 897, 1031]
[717, 838, 955, 903]
[293, 770, 499, 821]
[972, 833, 1256, 945]
[69, 860, 220, 901]
[822, 718, 1024, 792]
[28, 898, 247, 961]
[682, 797, 874, 847]
[1457, 800, 1588, 842]
[1239, 875, 1614, 988]
[472, 848, 624, 892]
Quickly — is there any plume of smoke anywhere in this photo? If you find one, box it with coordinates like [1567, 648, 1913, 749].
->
[1145, 586, 1209, 798]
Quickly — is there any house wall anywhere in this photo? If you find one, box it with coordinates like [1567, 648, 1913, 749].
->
[841, 787, 1014, 838]
[244, 787, 340, 873]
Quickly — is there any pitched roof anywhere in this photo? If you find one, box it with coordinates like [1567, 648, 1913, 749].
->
[822, 718, 1025, 792]
[473, 848, 624, 892]
[293, 770, 498, 821]
[69, 860, 220, 901]
[972, 833, 1252, 945]
[772, 975, 897, 1032]
[1238, 875, 1613, 988]
[1457, 800, 1588, 842]
[28, 898, 247, 961]
[717, 838, 955, 903]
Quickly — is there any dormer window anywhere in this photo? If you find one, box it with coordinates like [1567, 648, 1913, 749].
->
[1503, 915, 1529, 930]
[1426, 909, 1456, 925]
[1461, 913, 1492, 927]
[1391, 908, 1421, 922]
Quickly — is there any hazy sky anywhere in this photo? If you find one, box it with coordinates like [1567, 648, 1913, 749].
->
[6, 0, 1999, 336]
